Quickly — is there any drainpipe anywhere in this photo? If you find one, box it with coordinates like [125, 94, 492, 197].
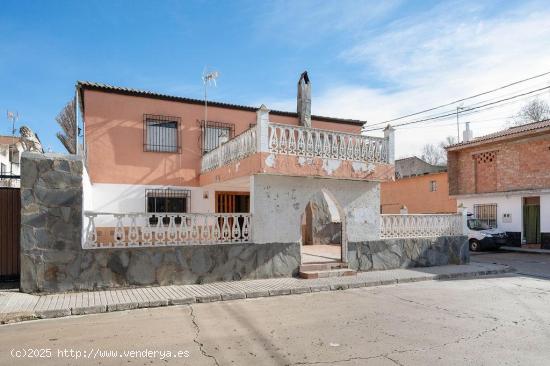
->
[383, 124, 395, 164]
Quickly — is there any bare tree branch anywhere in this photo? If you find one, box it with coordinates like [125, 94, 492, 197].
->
[510, 98, 550, 126]
[55, 99, 77, 154]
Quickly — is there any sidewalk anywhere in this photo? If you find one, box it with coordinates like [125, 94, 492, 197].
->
[501, 246, 550, 255]
[0, 263, 513, 324]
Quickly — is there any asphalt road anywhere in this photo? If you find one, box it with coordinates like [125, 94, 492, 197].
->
[472, 250, 550, 279]
[1, 271, 550, 365]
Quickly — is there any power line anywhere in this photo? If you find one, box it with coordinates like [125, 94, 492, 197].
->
[363, 85, 550, 132]
[364, 70, 550, 129]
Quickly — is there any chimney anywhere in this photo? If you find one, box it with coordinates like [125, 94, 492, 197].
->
[463, 122, 473, 142]
[297, 71, 311, 128]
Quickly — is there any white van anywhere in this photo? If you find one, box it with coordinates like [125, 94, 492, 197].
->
[467, 217, 508, 252]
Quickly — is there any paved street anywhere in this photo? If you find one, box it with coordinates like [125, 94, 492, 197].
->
[472, 250, 550, 279]
[1, 270, 550, 365]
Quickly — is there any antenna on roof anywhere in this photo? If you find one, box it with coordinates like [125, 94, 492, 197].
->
[202, 67, 220, 125]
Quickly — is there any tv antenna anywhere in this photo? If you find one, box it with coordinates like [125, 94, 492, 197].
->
[202, 68, 220, 124]
[6, 110, 19, 136]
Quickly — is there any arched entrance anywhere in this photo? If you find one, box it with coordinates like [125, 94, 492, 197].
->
[300, 189, 347, 264]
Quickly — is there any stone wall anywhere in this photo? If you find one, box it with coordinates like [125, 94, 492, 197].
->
[20, 153, 300, 293]
[347, 236, 469, 271]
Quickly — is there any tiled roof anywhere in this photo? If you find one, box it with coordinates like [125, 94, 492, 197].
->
[77, 81, 366, 126]
[446, 119, 550, 150]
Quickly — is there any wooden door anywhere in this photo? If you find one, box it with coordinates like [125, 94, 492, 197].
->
[215, 192, 250, 213]
[0, 187, 20, 281]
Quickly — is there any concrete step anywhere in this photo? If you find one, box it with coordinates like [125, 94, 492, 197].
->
[299, 262, 348, 272]
[299, 268, 357, 279]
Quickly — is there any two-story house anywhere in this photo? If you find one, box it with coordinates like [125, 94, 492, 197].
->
[78, 73, 395, 266]
[447, 120, 550, 248]
[381, 156, 456, 214]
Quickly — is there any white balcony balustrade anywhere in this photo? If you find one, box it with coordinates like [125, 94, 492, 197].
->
[201, 126, 257, 173]
[380, 214, 464, 239]
[83, 212, 251, 249]
[268, 123, 389, 163]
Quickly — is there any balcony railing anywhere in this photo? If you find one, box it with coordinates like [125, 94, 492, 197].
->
[380, 214, 464, 239]
[199, 106, 394, 174]
[83, 212, 251, 249]
[201, 126, 257, 173]
[268, 123, 388, 163]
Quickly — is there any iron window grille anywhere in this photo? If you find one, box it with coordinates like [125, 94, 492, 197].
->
[429, 180, 437, 192]
[143, 114, 181, 153]
[200, 120, 235, 155]
[474, 203, 497, 228]
[145, 188, 191, 225]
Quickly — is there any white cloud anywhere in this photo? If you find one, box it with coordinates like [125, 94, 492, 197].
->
[259, 1, 550, 158]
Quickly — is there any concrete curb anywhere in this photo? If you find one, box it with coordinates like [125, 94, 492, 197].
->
[500, 246, 550, 255]
[0, 263, 514, 325]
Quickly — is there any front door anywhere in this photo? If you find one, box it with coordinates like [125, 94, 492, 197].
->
[523, 197, 541, 244]
[215, 191, 250, 213]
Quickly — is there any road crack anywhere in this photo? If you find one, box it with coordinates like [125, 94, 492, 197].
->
[189, 305, 220, 366]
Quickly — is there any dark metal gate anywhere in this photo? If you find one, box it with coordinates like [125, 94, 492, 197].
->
[0, 187, 20, 281]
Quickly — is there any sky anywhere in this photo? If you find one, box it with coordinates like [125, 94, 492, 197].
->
[1, 0, 550, 157]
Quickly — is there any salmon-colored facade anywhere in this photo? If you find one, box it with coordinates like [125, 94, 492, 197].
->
[82, 87, 365, 187]
[78, 81, 394, 218]
[381, 172, 457, 214]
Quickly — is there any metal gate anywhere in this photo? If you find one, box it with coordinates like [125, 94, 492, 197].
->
[0, 187, 20, 281]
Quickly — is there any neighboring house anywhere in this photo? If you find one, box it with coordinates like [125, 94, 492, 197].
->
[447, 120, 550, 248]
[77, 73, 396, 264]
[0, 136, 25, 188]
[381, 157, 456, 214]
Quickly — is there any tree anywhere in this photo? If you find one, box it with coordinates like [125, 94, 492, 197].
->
[511, 98, 550, 126]
[421, 135, 457, 166]
[56, 99, 77, 154]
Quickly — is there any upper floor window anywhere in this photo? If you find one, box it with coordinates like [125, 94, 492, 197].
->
[143, 114, 181, 153]
[0, 163, 6, 175]
[429, 180, 437, 192]
[200, 121, 235, 154]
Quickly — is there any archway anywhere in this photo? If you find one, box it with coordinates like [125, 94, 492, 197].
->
[300, 189, 347, 264]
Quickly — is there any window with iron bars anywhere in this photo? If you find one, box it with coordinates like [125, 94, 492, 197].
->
[474, 204, 497, 228]
[143, 114, 181, 153]
[145, 188, 191, 225]
[200, 120, 235, 155]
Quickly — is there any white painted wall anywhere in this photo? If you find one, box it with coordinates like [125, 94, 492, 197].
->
[458, 195, 522, 233]
[251, 174, 380, 244]
[540, 194, 550, 232]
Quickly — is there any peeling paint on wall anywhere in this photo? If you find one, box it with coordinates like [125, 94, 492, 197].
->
[322, 159, 341, 175]
[235, 162, 240, 172]
[298, 156, 314, 166]
[265, 154, 276, 168]
[351, 161, 375, 173]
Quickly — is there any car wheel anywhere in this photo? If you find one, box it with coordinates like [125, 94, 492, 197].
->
[469, 239, 481, 252]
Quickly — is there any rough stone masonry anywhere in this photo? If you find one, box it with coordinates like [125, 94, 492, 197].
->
[19, 153, 468, 294]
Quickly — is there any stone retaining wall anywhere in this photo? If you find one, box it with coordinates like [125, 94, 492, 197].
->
[20, 153, 300, 293]
[347, 236, 469, 271]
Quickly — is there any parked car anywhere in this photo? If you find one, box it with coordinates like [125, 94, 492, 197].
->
[467, 218, 508, 251]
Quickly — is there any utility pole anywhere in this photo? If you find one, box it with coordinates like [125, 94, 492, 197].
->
[6, 110, 19, 176]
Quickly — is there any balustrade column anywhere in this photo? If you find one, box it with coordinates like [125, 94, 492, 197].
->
[256, 104, 270, 152]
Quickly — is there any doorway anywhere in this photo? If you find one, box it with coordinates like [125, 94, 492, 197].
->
[300, 190, 345, 264]
[215, 191, 250, 213]
[523, 196, 541, 245]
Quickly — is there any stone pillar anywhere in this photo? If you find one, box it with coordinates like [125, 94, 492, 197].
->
[20, 153, 83, 293]
[461, 207, 469, 236]
[256, 104, 270, 152]
[383, 124, 395, 164]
